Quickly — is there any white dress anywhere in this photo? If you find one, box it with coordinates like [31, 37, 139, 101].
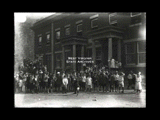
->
[135, 75, 142, 90]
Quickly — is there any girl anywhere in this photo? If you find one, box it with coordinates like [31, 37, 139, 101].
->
[135, 72, 142, 93]
[118, 72, 125, 93]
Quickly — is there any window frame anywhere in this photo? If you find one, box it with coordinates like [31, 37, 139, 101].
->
[38, 35, 42, 46]
[46, 33, 50, 44]
[137, 41, 146, 64]
[130, 12, 142, 27]
[55, 53, 62, 69]
[77, 23, 83, 32]
[109, 12, 117, 25]
[65, 27, 70, 35]
[125, 42, 136, 65]
[91, 17, 98, 28]
[56, 30, 61, 40]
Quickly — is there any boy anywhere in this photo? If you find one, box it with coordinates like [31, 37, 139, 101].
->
[118, 72, 125, 93]
[114, 71, 119, 92]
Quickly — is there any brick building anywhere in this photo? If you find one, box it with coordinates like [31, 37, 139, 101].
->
[31, 12, 146, 75]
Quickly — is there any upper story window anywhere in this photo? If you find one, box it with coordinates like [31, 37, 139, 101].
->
[65, 27, 70, 35]
[55, 28, 60, 42]
[130, 12, 142, 27]
[46, 33, 50, 44]
[90, 14, 98, 28]
[77, 23, 82, 32]
[109, 12, 117, 26]
[56, 31, 60, 40]
[38, 35, 42, 46]
[64, 24, 70, 36]
[76, 20, 83, 36]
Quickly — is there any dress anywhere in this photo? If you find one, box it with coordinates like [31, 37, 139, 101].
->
[135, 75, 142, 90]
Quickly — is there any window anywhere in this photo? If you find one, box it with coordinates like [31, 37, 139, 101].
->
[65, 27, 70, 35]
[130, 12, 142, 27]
[46, 34, 50, 44]
[125, 42, 136, 64]
[87, 48, 92, 57]
[77, 24, 82, 32]
[109, 12, 117, 26]
[125, 41, 146, 65]
[138, 41, 146, 63]
[38, 36, 42, 46]
[55, 53, 62, 69]
[56, 31, 60, 40]
[91, 18, 98, 28]
[96, 47, 102, 60]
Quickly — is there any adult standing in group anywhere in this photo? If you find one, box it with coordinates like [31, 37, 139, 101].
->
[135, 72, 143, 93]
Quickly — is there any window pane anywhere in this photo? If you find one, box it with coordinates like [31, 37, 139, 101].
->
[56, 31, 60, 39]
[138, 42, 146, 52]
[126, 42, 135, 54]
[96, 47, 101, 60]
[77, 24, 82, 32]
[139, 53, 146, 63]
[56, 54, 61, 61]
[110, 14, 117, 24]
[126, 54, 136, 64]
[56, 61, 61, 68]
[46, 34, 50, 43]
[65, 28, 70, 35]
[87, 49, 92, 57]
[39, 37, 42, 45]
[130, 15, 141, 25]
[91, 18, 98, 28]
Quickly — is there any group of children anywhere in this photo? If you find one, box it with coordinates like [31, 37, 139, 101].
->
[14, 68, 143, 94]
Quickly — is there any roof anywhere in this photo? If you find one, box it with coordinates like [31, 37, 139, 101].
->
[30, 13, 71, 30]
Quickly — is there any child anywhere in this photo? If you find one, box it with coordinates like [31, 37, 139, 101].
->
[110, 72, 115, 92]
[62, 75, 68, 94]
[135, 72, 142, 93]
[86, 74, 92, 92]
[114, 71, 119, 92]
[118, 72, 125, 93]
